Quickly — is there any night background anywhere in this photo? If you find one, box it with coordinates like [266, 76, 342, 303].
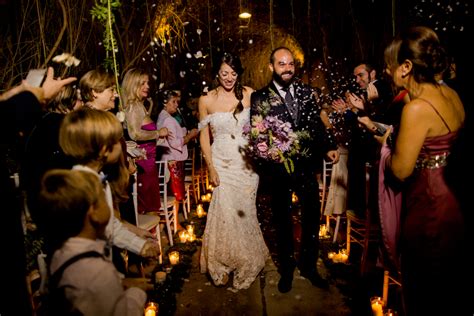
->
[0, 0, 471, 106]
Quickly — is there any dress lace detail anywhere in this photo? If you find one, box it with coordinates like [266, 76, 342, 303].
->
[199, 108, 269, 290]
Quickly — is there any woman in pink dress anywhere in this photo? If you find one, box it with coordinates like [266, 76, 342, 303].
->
[156, 90, 198, 204]
[122, 68, 168, 214]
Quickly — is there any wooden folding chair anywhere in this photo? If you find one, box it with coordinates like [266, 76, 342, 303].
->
[156, 160, 178, 246]
[346, 163, 380, 274]
[132, 171, 163, 263]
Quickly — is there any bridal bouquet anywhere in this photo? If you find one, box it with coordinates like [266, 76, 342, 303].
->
[243, 114, 310, 174]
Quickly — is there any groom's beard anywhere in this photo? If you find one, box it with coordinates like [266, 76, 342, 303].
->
[272, 71, 294, 88]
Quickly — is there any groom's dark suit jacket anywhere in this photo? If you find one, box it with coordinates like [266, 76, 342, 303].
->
[250, 79, 337, 173]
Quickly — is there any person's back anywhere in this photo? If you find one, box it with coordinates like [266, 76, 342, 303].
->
[381, 26, 467, 316]
[38, 169, 146, 315]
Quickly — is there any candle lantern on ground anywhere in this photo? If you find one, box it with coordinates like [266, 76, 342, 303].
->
[186, 224, 194, 236]
[370, 296, 384, 316]
[319, 224, 327, 237]
[196, 204, 206, 217]
[178, 230, 189, 243]
[144, 301, 158, 316]
[169, 251, 180, 265]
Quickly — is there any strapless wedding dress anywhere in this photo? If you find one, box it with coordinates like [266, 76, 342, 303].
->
[199, 108, 269, 290]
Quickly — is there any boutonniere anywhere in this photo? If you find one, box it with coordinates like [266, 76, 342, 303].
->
[254, 88, 282, 117]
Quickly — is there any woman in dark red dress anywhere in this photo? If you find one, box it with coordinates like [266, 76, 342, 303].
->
[377, 26, 467, 315]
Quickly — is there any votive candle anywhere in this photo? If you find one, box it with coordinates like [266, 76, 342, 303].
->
[178, 230, 189, 243]
[196, 204, 205, 217]
[370, 296, 384, 316]
[186, 224, 194, 236]
[169, 251, 180, 265]
[144, 302, 158, 316]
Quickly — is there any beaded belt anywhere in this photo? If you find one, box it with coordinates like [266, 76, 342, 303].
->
[415, 152, 449, 169]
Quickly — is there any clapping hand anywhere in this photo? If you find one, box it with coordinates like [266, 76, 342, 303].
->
[331, 98, 349, 113]
[347, 93, 365, 110]
[366, 82, 379, 102]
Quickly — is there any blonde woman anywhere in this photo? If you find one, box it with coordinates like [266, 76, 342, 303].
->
[122, 68, 168, 214]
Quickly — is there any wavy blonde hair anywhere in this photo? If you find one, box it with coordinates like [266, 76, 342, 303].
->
[121, 68, 149, 110]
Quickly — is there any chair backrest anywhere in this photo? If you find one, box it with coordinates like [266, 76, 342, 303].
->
[320, 159, 333, 213]
[184, 148, 193, 181]
[156, 160, 170, 199]
[156, 160, 177, 245]
[132, 171, 138, 221]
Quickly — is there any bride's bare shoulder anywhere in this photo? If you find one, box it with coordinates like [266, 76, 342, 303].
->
[243, 86, 255, 94]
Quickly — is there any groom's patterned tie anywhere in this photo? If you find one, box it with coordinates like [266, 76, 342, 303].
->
[284, 86, 298, 123]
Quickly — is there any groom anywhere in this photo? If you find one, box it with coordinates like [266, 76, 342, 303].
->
[251, 47, 339, 293]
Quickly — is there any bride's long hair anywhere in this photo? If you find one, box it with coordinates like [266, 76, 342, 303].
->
[214, 52, 245, 121]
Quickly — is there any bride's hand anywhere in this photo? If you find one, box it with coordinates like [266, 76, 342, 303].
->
[208, 167, 220, 187]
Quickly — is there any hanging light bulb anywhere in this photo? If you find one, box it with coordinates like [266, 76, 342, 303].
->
[239, 0, 251, 19]
[239, 11, 251, 19]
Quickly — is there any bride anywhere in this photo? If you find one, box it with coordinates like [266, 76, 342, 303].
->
[198, 52, 269, 290]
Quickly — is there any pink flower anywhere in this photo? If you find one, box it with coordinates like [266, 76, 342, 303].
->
[256, 142, 268, 153]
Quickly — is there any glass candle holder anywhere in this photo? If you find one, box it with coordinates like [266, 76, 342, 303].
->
[186, 224, 194, 236]
[370, 296, 384, 316]
[168, 251, 180, 265]
[178, 230, 189, 243]
[196, 204, 205, 217]
[144, 301, 158, 316]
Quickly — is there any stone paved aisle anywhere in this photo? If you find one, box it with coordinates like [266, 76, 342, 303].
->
[174, 247, 352, 316]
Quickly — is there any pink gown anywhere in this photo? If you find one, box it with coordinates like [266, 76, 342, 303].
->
[136, 122, 161, 213]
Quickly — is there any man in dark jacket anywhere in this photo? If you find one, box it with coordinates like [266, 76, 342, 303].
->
[250, 47, 338, 293]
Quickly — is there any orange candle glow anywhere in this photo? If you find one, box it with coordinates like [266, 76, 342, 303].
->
[169, 251, 180, 265]
[144, 302, 158, 316]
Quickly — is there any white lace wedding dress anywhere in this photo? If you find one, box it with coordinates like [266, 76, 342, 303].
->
[199, 108, 269, 290]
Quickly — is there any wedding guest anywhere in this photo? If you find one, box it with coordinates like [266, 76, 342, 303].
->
[122, 68, 168, 214]
[156, 90, 198, 212]
[0, 68, 76, 315]
[23, 84, 80, 213]
[38, 169, 147, 315]
[79, 69, 133, 218]
[198, 52, 269, 290]
[80, 68, 117, 112]
[320, 97, 355, 223]
[352, 62, 393, 123]
[59, 108, 160, 260]
[250, 47, 338, 293]
[378, 26, 467, 315]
